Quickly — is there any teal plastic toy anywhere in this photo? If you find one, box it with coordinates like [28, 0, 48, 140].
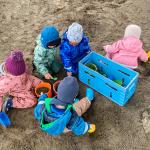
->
[51, 77, 58, 81]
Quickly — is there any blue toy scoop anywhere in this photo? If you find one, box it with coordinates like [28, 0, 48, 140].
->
[0, 112, 11, 127]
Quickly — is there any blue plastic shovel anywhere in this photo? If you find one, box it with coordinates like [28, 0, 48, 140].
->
[0, 112, 11, 127]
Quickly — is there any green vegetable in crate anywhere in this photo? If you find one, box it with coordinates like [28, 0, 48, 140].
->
[113, 80, 123, 86]
[85, 63, 98, 71]
[98, 70, 107, 77]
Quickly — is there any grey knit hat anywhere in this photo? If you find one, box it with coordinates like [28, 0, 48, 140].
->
[51, 76, 79, 107]
[67, 22, 83, 43]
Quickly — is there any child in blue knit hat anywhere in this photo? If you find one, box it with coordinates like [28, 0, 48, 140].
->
[34, 26, 62, 79]
[60, 22, 92, 76]
[34, 76, 96, 136]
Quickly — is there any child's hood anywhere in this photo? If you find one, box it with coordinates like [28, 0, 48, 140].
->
[35, 34, 56, 52]
[35, 34, 42, 46]
[121, 36, 143, 53]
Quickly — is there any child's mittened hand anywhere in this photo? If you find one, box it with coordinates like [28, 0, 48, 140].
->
[86, 88, 94, 101]
[88, 124, 96, 133]
[67, 72, 72, 76]
[44, 73, 52, 79]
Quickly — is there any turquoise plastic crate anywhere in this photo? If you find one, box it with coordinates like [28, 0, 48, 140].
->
[79, 52, 139, 106]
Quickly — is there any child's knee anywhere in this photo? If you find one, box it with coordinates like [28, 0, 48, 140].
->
[73, 98, 91, 116]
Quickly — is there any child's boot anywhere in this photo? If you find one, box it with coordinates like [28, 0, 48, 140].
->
[86, 88, 94, 101]
[88, 124, 96, 133]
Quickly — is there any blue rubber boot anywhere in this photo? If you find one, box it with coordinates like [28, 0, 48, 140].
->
[86, 88, 94, 101]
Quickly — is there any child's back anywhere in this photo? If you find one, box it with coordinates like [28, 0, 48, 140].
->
[34, 77, 95, 136]
[104, 24, 148, 68]
[105, 36, 148, 68]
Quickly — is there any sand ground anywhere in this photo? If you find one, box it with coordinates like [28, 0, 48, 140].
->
[0, 0, 150, 149]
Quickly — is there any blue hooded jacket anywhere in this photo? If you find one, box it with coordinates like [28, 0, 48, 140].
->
[60, 32, 91, 74]
[34, 95, 89, 136]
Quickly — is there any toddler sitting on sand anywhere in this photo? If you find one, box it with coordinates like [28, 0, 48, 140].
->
[0, 50, 41, 112]
[103, 24, 148, 69]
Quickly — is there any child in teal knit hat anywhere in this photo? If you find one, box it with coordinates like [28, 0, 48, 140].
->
[34, 26, 62, 79]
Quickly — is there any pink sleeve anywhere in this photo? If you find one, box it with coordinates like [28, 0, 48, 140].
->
[103, 40, 123, 54]
[139, 49, 148, 62]
[29, 75, 42, 87]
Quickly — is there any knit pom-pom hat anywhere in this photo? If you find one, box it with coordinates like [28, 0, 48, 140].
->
[5, 50, 26, 76]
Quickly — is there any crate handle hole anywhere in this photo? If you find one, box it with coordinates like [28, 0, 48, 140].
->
[122, 78, 125, 86]
[85, 71, 95, 78]
[105, 83, 117, 91]
[88, 79, 90, 85]
[110, 92, 112, 98]
[118, 70, 130, 77]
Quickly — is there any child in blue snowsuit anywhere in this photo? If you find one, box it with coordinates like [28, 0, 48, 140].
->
[34, 76, 96, 136]
[60, 22, 91, 76]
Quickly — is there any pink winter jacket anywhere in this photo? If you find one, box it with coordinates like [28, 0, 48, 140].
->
[0, 72, 41, 111]
[103, 36, 148, 68]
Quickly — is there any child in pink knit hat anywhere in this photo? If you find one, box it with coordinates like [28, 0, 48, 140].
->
[0, 50, 42, 112]
[103, 24, 148, 69]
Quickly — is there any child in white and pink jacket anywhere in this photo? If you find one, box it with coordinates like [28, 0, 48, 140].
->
[103, 24, 148, 69]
